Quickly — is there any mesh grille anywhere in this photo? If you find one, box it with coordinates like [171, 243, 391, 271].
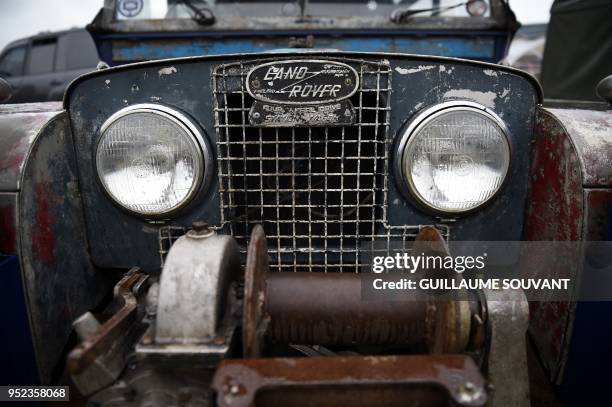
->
[213, 58, 448, 272]
[158, 226, 186, 267]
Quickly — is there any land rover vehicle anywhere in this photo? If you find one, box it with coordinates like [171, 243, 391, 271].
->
[0, 1, 611, 406]
[0, 28, 99, 103]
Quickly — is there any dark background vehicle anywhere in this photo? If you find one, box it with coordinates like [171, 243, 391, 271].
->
[541, 0, 612, 101]
[0, 28, 99, 103]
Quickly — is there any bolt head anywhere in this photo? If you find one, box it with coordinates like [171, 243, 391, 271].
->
[191, 221, 209, 233]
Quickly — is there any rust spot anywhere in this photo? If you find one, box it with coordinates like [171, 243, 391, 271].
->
[0, 139, 27, 175]
[524, 108, 585, 381]
[32, 183, 56, 263]
[526, 109, 582, 241]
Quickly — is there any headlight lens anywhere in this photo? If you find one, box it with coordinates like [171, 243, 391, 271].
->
[400, 103, 510, 213]
[96, 105, 206, 216]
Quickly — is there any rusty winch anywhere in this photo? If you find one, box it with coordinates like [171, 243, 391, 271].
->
[66, 225, 529, 407]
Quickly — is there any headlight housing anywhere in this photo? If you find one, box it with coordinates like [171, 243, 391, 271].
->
[96, 104, 211, 217]
[396, 101, 511, 214]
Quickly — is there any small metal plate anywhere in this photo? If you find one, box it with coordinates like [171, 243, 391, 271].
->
[246, 60, 359, 105]
[248, 100, 355, 127]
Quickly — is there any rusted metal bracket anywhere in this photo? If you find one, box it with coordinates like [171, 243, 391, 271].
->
[67, 267, 149, 395]
[212, 354, 487, 407]
[243, 224, 269, 358]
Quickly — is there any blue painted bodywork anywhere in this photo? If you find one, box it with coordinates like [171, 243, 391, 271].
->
[560, 202, 612, 405]
[94, 31, 508, 66]
[0, 255, 39, 385]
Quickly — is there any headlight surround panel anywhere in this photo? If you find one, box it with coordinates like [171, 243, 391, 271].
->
[65, 53, 540, 270]
[395, 101, 512, 215]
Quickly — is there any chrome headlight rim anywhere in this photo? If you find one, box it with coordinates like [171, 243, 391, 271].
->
[96, 103, 213, 218]
[394, 100, 512, 215]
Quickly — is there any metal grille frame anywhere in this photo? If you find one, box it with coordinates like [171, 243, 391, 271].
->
[158, 226, 186, 267]
[213, 58, 449, 272]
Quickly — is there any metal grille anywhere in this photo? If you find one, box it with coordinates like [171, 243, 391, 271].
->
[213, 58, 448, 272]
[158, 226, 186, 267]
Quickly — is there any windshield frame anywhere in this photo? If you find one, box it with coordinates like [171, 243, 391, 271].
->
[94, 0, 514, 33]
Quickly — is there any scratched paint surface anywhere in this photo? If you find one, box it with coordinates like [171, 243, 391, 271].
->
[524, 108, 584, 384]
[66, 53, 539, 270]
[17, 112, 117, 383]
[31, 183, 57, 264]
[522, 109, 612, 391]
[548, 108, 612, 187]
[0, 103, 63, 191]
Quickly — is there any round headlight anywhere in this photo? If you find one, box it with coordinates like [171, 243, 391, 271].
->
[96, 104, 210, 217]
[397, 101, 510, 214]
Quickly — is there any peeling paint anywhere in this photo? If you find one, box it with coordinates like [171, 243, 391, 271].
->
[525, 108, 585, 381]
[483, 69, 498, 77]
[549, 108, 612, 186]
[394, 65, 436, 75]
[0, 107, 62, 191]
[158, 66, 178, 77]
[443, 89, 497, 108]
[438, 65, 455, 75]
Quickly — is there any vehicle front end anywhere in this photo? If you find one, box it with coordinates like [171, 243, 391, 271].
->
[1, 1, 612, 406]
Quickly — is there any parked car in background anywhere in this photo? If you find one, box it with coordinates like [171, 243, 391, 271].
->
[0, 28, 99, 103]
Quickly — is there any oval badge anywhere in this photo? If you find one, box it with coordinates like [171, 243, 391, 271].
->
[246, 60, 359, 105]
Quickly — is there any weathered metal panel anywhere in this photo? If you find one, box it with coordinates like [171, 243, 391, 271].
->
[547, 108, 612, 187]
[524, 107, 584, 384]
[525, 108, 584, 241]
[18, 112, 117, 383]
[0, 192, 18, 254]
[0, 102, 63, 192]
[66, 52, 540, 272]
[559, 188, 612, 405]
[583, 189, 612, 241]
